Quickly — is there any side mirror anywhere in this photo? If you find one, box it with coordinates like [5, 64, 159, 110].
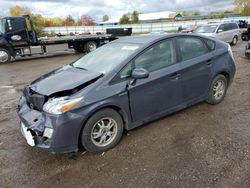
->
[7, 20, 12, 31]
[131, 68, 149, 79]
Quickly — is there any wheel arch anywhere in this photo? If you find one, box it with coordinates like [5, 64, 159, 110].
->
[0, 38, 15, 57]
[217, 71, 230, 85]
[77, 104, 130, 148]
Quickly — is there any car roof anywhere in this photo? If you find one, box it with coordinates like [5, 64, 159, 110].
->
[113, 33, 213, 44]
[206, 22, 237, 26]
[113, 34, 168, 44]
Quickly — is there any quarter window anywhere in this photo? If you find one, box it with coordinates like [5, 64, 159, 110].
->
[120, 39, 176, 78]
[177, 37, 209, 61]
[205, 39, 215, 50]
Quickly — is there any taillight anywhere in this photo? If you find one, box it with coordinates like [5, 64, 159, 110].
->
[228, 44, 234, 61]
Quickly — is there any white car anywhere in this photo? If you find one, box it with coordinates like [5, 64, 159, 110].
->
[194, 22, 240, 45]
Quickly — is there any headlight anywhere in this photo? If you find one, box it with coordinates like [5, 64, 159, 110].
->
[43, 97, 83, 114]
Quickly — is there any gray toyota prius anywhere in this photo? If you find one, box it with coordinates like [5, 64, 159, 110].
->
[17, 34, 236, 153]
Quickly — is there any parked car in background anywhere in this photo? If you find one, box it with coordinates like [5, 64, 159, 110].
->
[17, 34, 236, 154]
[194, 22, 240, 45]
[246, 42, 250, 57]
[180, 25, 200, 33]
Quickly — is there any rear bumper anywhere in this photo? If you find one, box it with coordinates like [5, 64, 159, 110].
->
[246, 44, 250, 57]
[17, 95, 86, 154]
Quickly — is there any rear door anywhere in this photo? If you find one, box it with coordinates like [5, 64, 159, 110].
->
[118, 39, 184, 122]
[176, 36, 214, 103]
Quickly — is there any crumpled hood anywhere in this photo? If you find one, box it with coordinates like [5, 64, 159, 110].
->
[30, 65, 102, 96]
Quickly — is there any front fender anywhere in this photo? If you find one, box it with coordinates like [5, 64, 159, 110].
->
[74, 92, 132, 131]
[0, 37, 15, 57]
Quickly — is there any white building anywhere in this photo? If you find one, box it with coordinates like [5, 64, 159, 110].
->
[139, 11, 182, 22]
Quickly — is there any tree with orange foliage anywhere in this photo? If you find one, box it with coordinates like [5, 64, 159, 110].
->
[234, 0, 250, 15]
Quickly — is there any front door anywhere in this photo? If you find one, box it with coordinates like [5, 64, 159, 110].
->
[5, 17, 29, 47]
[121, 39, 184, 122]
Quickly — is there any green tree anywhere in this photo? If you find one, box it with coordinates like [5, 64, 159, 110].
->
[63, 15, 75, 26]
[131, 11, 139, 24]
[119, 14, 130, 24]
[192, 11, 201, 16]
[102, 15, 109, 22]
[234, 0, 250, 15]
[31, 14, 45, 37]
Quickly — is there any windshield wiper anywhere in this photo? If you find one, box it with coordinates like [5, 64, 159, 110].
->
[71, 64, 87, 71]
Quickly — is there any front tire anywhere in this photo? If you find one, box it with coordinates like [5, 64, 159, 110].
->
[206, 75, 228, 105]
[0, 48, 11, 64]
[81, 108, 124, 153]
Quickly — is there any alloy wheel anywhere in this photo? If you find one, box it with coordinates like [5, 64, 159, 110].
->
[91, 117, 118, 147]
[213, 80, 225, 101]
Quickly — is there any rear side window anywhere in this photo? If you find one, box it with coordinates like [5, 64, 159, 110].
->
[177, 37, 209, 61]
[224, 23, 239, 31]
[229, 23, 238, 30]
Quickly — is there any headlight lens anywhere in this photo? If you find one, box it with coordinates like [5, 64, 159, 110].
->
[43, 97, 83, 114]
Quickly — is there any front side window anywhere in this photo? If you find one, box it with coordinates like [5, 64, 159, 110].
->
[177, 37, 209, 61]
[119, 39, 176, 79]
[10, 18, 26, 31]
[218, 24, 226, 32]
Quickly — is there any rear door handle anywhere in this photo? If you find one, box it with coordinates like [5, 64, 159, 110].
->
[170, 73, 181, 80]
[206, 59, 212, 65]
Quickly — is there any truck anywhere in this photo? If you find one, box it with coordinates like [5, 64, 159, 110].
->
[0, 15, 119, 64]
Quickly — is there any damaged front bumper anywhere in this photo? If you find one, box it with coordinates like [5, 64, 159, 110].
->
[17, 95, 86, 154]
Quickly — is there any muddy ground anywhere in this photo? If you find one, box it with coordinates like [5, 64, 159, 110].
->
[0, 41, 250, 188]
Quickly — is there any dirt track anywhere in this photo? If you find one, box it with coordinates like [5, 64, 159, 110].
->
[0, 41, 250, 188]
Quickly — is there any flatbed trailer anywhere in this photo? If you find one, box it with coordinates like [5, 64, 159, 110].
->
[0, 15, 118, 63]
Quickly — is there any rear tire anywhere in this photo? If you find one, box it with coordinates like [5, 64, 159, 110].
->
[0, 48, 11, 64]
[84, 41, 97, 53]
[206, 75, 228, 105]
[73, 46, 84, 53]
[231, 36, 238, 45]
[81, 108, 124, 153]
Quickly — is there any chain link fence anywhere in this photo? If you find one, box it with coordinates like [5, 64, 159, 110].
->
[43, 16, 250, 35]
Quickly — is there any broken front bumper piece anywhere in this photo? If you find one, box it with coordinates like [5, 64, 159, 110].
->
[17, 95, 86, 154]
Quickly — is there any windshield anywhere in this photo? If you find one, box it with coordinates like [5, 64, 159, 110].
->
[0, 19, 6, 34]
[72, 42, 141, 74]
[194, 25, 218, 33]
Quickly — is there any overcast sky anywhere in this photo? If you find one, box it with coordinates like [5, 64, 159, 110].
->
[1, 0, 235, 21]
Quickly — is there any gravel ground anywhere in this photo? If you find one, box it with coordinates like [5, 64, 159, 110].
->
[0, 41, 250, 188]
